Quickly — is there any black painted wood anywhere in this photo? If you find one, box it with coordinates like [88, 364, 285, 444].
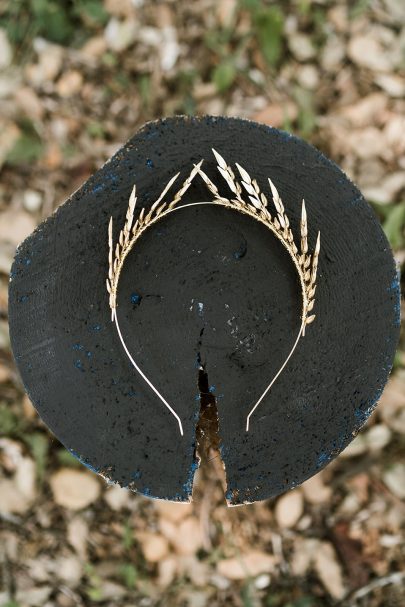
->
[8, 116, 400, 504]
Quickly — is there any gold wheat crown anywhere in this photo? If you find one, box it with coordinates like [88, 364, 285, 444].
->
[106, 149, 320, 435]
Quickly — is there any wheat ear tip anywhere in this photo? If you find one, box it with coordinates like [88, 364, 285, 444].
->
[301, 199, 307, 222]
[211, 148, 227, 169]
[315, 230, 321, 253]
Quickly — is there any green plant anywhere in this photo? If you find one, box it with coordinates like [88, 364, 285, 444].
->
[1, 0, 107, 50]
[371, 201, 405, 250]
[119, 562, 138, 589]
[383, 202, 405, 250]
[6, 119, 44, 165]
[84, 563, 103, 602]
[251, 5, 284, 67]
[24, 432, 49, 485]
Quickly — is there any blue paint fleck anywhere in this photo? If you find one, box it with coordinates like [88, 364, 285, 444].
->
[132, 470, 142, 479]
[19, 295, 29, 303]
[72, 343, 85, 351]
[75, 359, 84, 371]
[131, 293, 142, 305]
[90, 324, 102, 332]
[92, 184, 104, 194]
[317, 452, 330, 467]
[146, 158, 154, 168]
[69, 449, 100, 474]
[209, 385, 216, 393]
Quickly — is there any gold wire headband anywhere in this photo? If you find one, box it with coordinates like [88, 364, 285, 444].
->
[106, 149, 320, 436]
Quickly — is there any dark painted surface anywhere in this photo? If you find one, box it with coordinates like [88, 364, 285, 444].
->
[8, 116, 400, 504]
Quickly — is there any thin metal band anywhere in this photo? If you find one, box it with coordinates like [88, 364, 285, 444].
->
[113, 200, 307, 436]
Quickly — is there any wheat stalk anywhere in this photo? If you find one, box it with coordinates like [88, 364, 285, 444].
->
[107, 150, 320, 335]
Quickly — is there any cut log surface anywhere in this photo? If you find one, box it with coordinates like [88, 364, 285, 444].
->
[8, 116, 400, 504]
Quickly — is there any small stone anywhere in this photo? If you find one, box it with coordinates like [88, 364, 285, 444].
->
[104, 0, 136, 18]
[254, 573, 271, 589]
[177, 555, 209, 587]
[366, 424, 391, 452]
[67, 516, 89, 559]
[25, 44, 63, 87]
[50, 469, 101, 510]
[15, 456, 36, 501]
[297, 64, 319, 89]
[155, 500, 192, 523]
[157, 556, 177, 587]
[291, 538, 319, 576]
[375, 73, 405, 98]
[301, 472, 332, 505]
[22, 394, 37, 419]
[16, 586, 52, 606]
[363, 172, 405, 204]
[383, 463, 405, 499]
[321, 35, 345, 70]
[337, 93, 387, 128]
[254, 101, 298, 128]
[23, 190, 42, 213]
[348, 35, 392, 72]
[14, 87, 44, 119]
[0, 29, 12, 69]
[288, 34, 316, 61]
[339, 434, 367, 458]
[56, 70, 83, 97]
[172, 517, 203, 555]
[105, 18, 137, 52]
[160, 27, 179, 72]
[54, 556, 82, 585]
[99, 581, 126, 600]
[217, 550, 277, 580]
[275, 489, 304, 528]
[104, 485, 130, 510]
[210, 573, 230, 590]
[314, 542, 345, 600]
[0, 209, 36, 246]
[139, 532, 169, 563]
[0, 479, 30, 514]
[379, 377, 405, 434]
[80, 36, 107, 59]
[217, 0, 237, 27]
[348, 127, 385, 160]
